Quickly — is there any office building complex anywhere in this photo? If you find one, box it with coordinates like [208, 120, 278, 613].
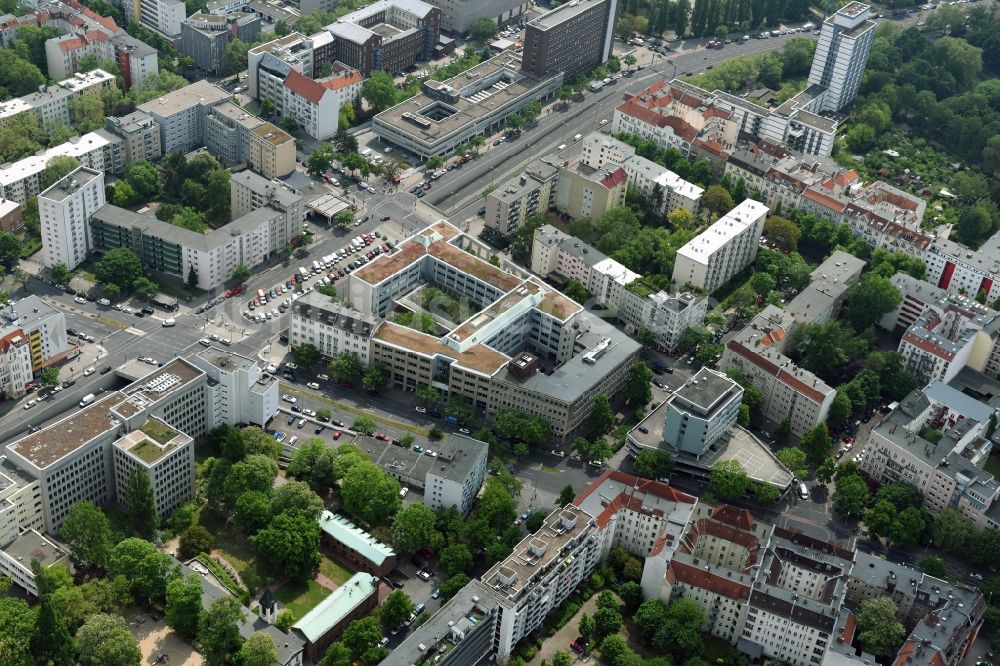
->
[316, 0, 440, 75]
[858, 371, 1000, 528]
[0, 69, 116, 130]
[530, 224, 707, 350]
[0, 296, 70, 375]
[179, 12, 261, 74]
[426, 0, 526, 33]
[191, 349, 280, 427]
[721, 305, 836, 438]
[662, 368, 743, 457]
[0, 130, 123, 204]
[373, 52, 562, 159]
[38, 167, 107, 270]
[112, 421, 195, 520]
[672, 199, 768, 293]
[104, 111, 162, 167]
[289, 295, 377, 361]
[807, 1, 876, 113]
[520, 0, 616, 80]
[726, 140, 931, 258]
[896, 294, 1000, 385]
[138, 79, 233, 154]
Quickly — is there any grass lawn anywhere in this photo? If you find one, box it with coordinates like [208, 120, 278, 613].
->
[275, 579, 332, 620]
[193, 507, 263, 589]
[702, 634, 735, 662]
[319, 555, 354, 585]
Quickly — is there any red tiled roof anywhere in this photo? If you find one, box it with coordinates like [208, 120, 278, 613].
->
[85, 29, 109, 41]
[0, 328, 25, 354]
[600, 167, 627, 190]
[725, 340, 828, 403]
[283, 69, 326, 104]
[663, 115, 697, 141]
[802, 187, 848, 213]
[669, 560, 752, 601]
[59, 37, 85, 51]
[703, 106, 731, 121]
[322, 71, 362, 90]
[901, 330, 953, 360]
[710, 505, 756, 532]
[832, 169, 857, 186]
[69, 0, 119, 31]
[573, 470, 697, 528]
[840, 610, 857, 645]
[694, 138, 728, 159]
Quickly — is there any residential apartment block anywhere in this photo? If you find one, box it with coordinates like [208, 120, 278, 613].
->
[204, 102, 296, 176]
[807, 1, 876, 113]
[554, 157, 628, 220]
[880, 273, 948, 332]
[925, 233, 1000, 305]
[484, 156, 560, 236]
[0, 296, 69, 374]
[784, 250, 866, 326]
[305, 221, 641, 441]
[662, 368, 743, 457]
[0, 130, 123, 204]
[520, 0, 616, 80]
[672, 199, 768, 293]
[288, 294, 377, 365]
[0, 331, 32, 400]
[720, 305, 836, 437]
[896, 294, 1000, 386]
[104, 111, 162, 167]
[138, 79, 233, 154]
[38, 167, 107, 270]
[725, 140, 931, 258]
[180, 12, 261, 73]
[373, 51, 562, 159]
[0, 69, 116, 130]
[530, 224, 708, 350]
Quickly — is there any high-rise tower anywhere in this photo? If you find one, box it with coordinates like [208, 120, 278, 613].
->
[808, 1, 876, 112]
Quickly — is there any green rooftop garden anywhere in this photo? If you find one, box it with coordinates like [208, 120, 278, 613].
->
[130, 439, 175, 464]
[142, 418, 178, 445]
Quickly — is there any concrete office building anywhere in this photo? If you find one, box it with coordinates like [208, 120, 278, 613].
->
[289, 295, 377, 361]
[291, 573, 378, 662]
[426, 0, 527, 33]
[662, 368, 743, 457]
[0, 130, 123, 205]
[104, 111, 162, 167]
[857, 372, 1000, 529]
[317, 0, 441, 76]
[38, 167, 107, 270]
[807, 1, 876, 113]
[0, 296, 70, 374]
[896, 294, 1000, 386]
[484, 155, 561, 236]
[138, 80, 232, 154]
[0, 530, 68, 597]
[317, 511, 397, 577]
[880, 273, 948, 332]
[179, 12, 260, 74]
[0, 458, 45, 546]
[0, 330, 33, 400]
[192, 348, 280, 428]
[672, 199, 768, 293]
[112, 421, 195, 519]
[721, 306, 836, 438]
[520, 0, 616, 80]
[784, 250, 866, 326]
[373, 52, 562, 159]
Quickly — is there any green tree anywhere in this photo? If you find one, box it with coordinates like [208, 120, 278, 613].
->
[418, 385, 441, 406]
[754, 482, 781, 503]
[251, 511, 321, 582]
[564, 278, 590, 304]
[763, 216, 801, 252]
[634, 599, 668, 643]
[0, 596, 36, 663]
[362, 363, 389, 393]
[269, 481, 324, 520]
[710, 459, 750, 500]
[391, 504, 443, 555]
[833, 473, 869, 520]
[306, 143, 335, 177]
[656, 598, 705, 661]
[38, 365, 59, 387]
[50, 262, 73, 285]
[239, 632, 277, 666]
[69, 94, 104, 132]
[224, 454, 279, 502]
[816, 457, 837, 484]
[439, 573, 471, 602]
[275, 609, 296, 632]
[329, 351, 363, 381]
[701, 184, 735, 217]
[94, 248, 143, 293]
[362, 70, 398, 113]
[293, 343, 322, 367]
[586, 394, 615, 438]
[108, 538, 173, 606]
[124, 469, 158, 537]
[199, 596, 246, 666]
[439, 542, 473, 576]
[165, 573, 203, 639]
[76, 614, 140, 666]
[319, 642, 352, 666]
[178, 525, 214, 559]
[40, 155, 82, 190]
[32, 595, 75, 666]
[624, 362, 653, 406]
[341, 616, 383, 660]
[333, 210, 355, 227]
[828, 391, 853, 430]
[918, 555, 949, 579]
[223, 38, 249, 75]
[469, 17, 499, 41]
[594, 605, 624, 637]
[341, 461, 401, 525]
[800, 423, 833, 465]
[843, 275, 902, 331]
[61, 501, 112, 568]
[557, 484, 577, 506]
[232, 264, 251, 281]
[857, 597, 905, 656]
[352, 416, 377, 436]
[426, 155, 445, 170]
[633, 449, 673, 480]
[931, 507, 975, 553]
[846, 123, 877, 153]
[379, 590, 415, 629]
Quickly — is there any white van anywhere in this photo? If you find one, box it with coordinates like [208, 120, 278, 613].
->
[162, 318, 176, 327]
[97, 298, 111, 306]
[573, 133, 583, 141]
[798, 483, 809, 500]
[79, 393, 96, 407]
[361, 148, 372, 157]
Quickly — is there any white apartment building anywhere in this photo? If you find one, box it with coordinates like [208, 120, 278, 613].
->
[807, 1, 876, 113]
[0, 458, 45, 548]
[662, 368, 743, 457]
[858, 373, 1000, 528]
[784, 250, 866, 326]
[38, 167, 107, 270]
[0, 530, 68, 597]
[280, 70, 341, 141]
[0, 130, 123, 204]
[192, 348, 280, 427]
[0, 69, 117, 130]
[112, 422, 196, 519]
[289, 293, 377, 361]
[138, 80, 232, 154]
[0, 330, 32, 400]
[925, 233, 1000, 305]
[485, 156, 561, 236]
[230, 168, 304, 228]
[0, 296, 70, 373]
[104, 111, 162, 167]
[896, 294, 1000, 386]
[721, 306, 837, 438]
[880, 273, 948, 332]
[616, 289, 708, 351]
[425, 0, 526, 33]
[423, 435, 488, 517]
[672, 199, 768, 293]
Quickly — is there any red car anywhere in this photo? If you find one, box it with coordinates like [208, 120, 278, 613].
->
[375, 433, 389, 441]
[332, 430, 342, 440]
